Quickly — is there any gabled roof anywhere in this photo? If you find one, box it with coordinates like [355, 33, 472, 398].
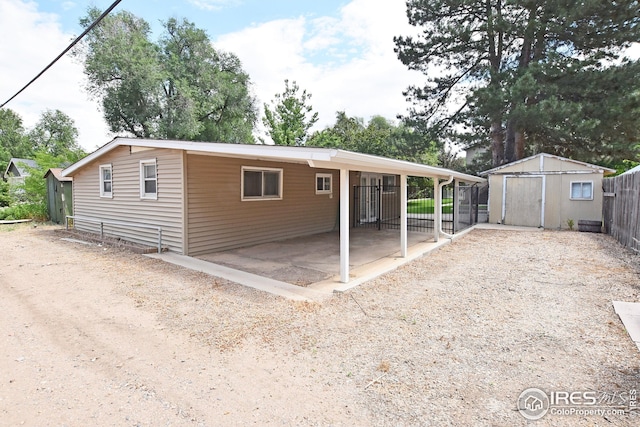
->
[3, 158, 37, 179]
[480, 152, 616, 176]
[44, 168, 73, 182]
[62, 137, 485, 183]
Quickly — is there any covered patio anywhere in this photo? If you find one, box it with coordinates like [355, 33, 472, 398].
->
[197, 228, 435, 287]
[305, 151, 485, 283]
[146, 226, 474, 300]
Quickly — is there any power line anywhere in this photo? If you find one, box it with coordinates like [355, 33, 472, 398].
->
[0, 0, 123, 109]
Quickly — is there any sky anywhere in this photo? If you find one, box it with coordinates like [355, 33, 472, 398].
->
[0, 0, 424, 152]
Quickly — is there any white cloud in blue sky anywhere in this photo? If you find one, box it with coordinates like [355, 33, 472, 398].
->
[187, 0, 241, 11]
[1, 0, 424, 149]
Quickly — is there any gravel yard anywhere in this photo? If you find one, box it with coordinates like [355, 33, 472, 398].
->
[1, 224, 639, 426]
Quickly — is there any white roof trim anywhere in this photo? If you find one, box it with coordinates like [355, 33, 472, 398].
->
[62, 137, 485, 182]
[480, 152, 616, 176]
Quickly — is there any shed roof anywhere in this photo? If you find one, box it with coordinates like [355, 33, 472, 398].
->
[44, 168, 73, 182]
[4, 158, 37, 179]
[62, 137, 485, 183]
[480, 153, 616, 176]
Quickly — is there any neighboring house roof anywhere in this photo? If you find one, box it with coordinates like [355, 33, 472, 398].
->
[62, 137, 485, 183]
[479, 152, 616, 176]
[3, 158, 38, 180]
[44, 168, 73, 182]
[621, 164, 640, 175]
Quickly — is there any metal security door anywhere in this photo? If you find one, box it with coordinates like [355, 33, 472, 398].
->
[359, 174, 381, 223]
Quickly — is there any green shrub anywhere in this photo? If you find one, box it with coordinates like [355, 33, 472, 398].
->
[0, 203, 47, 221]
[0, 180, 11, 207]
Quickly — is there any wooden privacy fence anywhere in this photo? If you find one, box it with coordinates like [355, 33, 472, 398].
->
[602, 170, 640, 254]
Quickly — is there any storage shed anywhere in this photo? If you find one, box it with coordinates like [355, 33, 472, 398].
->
[3, 158, 37, 185]
[44, 168, 73, 224]
[481, 153, 615, 229]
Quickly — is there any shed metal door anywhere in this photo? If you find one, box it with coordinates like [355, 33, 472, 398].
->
[503, 176, 543, 227]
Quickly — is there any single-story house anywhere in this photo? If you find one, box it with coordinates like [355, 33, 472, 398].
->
[44, 168, 73, 224]
[3, 158, 37, 185]
[481, 153, 616, 229]
[61, 137, 484, 283]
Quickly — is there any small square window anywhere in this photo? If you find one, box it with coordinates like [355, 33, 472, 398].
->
[316, 173, 332, 194]
[382, 175, 396, 193]
[99, 164, 112, 198]
[242, 167, 283, 200]
[570, 181, 593, 200]
[140, 160, 157, 199]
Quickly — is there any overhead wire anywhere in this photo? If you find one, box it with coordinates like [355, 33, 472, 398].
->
[0, 0, 123, 109]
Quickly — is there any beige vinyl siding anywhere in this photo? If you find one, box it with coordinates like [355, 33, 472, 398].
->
[71, 146, 184, 252]
[186, 154, 339, 255]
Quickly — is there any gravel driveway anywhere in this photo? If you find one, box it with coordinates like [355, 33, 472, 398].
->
[1, 224, 639, 426]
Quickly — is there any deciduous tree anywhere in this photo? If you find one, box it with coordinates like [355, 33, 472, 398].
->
[29, 109, 84, 162]
[77, 9, 257, 143]
[262, 80, 318, 146]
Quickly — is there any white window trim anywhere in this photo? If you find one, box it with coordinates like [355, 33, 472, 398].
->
[99, 164, 112, 198]
[570, 180, 594, 201]
[382, 175, 397, 193]
[139, 159, 158, 200]
[315, 173, 333, 195]
[241, 166, 283, 201]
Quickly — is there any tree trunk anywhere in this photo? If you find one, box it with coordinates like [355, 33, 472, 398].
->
[504, 119, 516, 163]
[490, 122, 504, 167]
[515, 131, 525, 159]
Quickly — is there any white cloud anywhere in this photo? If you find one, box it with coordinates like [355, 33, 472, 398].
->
[216, 0, 425, 140]
[0, 0, 110, 152]
[188, 0, 240, 11]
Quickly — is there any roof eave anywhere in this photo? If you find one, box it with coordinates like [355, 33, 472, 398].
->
[62, 137, 484, 183]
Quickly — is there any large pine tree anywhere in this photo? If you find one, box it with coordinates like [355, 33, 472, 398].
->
[395, 0, 640, 168]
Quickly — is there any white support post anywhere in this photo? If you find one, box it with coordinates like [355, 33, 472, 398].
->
[400, 174, 408, 257]
[340, 169, 350, 283]
[433, 178, 440, 242]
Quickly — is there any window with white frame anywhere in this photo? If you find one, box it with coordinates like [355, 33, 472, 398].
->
[99, 164, 112, 198]
[242, 166, 283, 200]
[382, 175, 396, 193]
[140, 159, 157, 199]
[570, 181, 593, 200]
[316, 173, 332, 194]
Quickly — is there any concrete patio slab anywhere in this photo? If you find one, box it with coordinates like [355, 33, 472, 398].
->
[145, 252, 332, 302]
[144, 225, 485, 300]
[312, 226, 476, 293]
[613, 301, 640, 352]
[197, 228, 434, 287]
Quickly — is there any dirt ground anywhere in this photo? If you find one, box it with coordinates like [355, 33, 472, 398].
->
[1, 223, 639, 426]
